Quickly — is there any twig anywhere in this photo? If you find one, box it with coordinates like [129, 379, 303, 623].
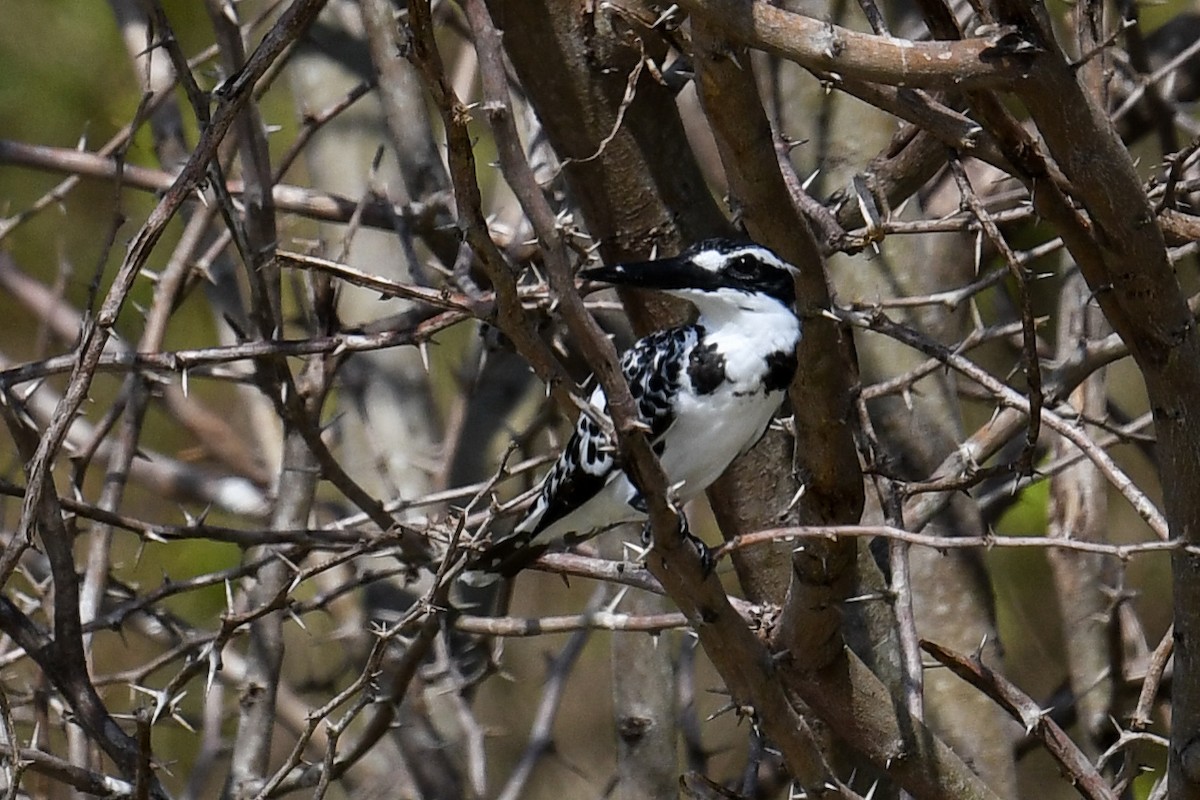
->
[10, 0, 329, 582]
[0, 410, 171, 797]
[0, 742, 136, 798]
[976, 412, 1153, 515]
[921, 640, 1118, 800]
[496, 589, 603, 800]
[274, 250, 483, 312]
[1157, 134, 1200, 213]
[1111, 35, 1200, 126]
[715, 524, 1199, 562]
[840, 308, 1169, 539]
[673, 0, 1029, 89]
[0, 310, 462, 387]
[455, 609, 688, 635]
[949, 155, 1043, 476]
[1131, 624, 1175, 731]
[854, 396, 923, 722]
[252, 582, 449, 797]
[0, 138, 451, 237]
[858, 320, 1025, 401]
[404, 0, 574, 406]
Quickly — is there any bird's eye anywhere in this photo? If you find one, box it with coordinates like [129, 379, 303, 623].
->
[727, 256, 759, 279]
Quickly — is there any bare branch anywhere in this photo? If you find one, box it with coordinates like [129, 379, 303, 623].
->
[0, 139, 451, 238]
[673, 0, 1032, 89]
[922, 640, 1118, 800]
[12, 0, 328, 567]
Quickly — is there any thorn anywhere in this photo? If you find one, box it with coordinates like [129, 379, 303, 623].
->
[706, 701, 738, 722]
[605, 586, 630, 613]
[622, 539, 651, 562]
[652, 3, 680, 27]
[781, 482, 807, 516]
[276, 549, 301, 575]
[974, 633, 990, 660]
[170, 708, 197, 732]
[287, 605, 308, 632]
[1023, 706, 1053, 735]
[150, 687, 173, 724]
[843, 591, 890, 605]
[205, 644, 221, 698]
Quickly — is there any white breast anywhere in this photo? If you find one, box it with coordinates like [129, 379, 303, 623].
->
[659, 301, 799, 498]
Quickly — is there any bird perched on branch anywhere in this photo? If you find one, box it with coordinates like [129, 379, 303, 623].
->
[471, 238, 803, 579]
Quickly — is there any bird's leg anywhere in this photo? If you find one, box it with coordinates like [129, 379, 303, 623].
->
[637, 503, 715, 577]
[679, 512, 716, 577]
[631, 493, 653, 546]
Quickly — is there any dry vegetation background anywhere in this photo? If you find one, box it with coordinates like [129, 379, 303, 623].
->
[2, 0, 1200, 799]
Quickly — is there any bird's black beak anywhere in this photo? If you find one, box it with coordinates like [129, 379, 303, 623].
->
[580, 255, 710, 292]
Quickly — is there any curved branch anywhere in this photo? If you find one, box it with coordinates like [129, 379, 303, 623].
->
[673, 0, 1031, 89]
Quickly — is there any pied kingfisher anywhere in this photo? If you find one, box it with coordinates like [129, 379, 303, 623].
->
[474, 238, 802, 578]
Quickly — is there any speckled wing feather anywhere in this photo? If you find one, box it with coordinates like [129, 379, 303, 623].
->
[625, 326, 695, 445]
[469, 326, 699, 579]
[522, 325, 698, 536]
[515, 394, 613, 536]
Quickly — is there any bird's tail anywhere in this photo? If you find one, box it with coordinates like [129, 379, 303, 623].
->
[459, 532, 546, 587]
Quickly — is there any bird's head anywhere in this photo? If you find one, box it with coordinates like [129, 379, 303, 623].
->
[580, 239, 800, 317]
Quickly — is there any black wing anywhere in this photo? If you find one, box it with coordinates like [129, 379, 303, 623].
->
[518, 324, 698, 537]
[469, 326, 697, 579]
[518, 399, 614, 536]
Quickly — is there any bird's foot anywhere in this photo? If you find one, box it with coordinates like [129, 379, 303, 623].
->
[685, 528, 715, 577]
[675, 513, 716, 575]
[640, 512, 714, 577]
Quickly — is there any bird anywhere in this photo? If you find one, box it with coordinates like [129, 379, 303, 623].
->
[471, 238, 803, 579]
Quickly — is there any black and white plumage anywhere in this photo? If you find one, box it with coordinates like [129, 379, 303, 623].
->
[475, 238, 802, 577]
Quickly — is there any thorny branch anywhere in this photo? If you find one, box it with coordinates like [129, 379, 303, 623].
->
[2, 1, 1200, 799]
[922, 640, 1118, 800]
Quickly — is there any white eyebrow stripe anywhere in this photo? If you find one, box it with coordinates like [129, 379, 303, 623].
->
[690, 250, 726, 272]
[690, 245, 791, 273]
